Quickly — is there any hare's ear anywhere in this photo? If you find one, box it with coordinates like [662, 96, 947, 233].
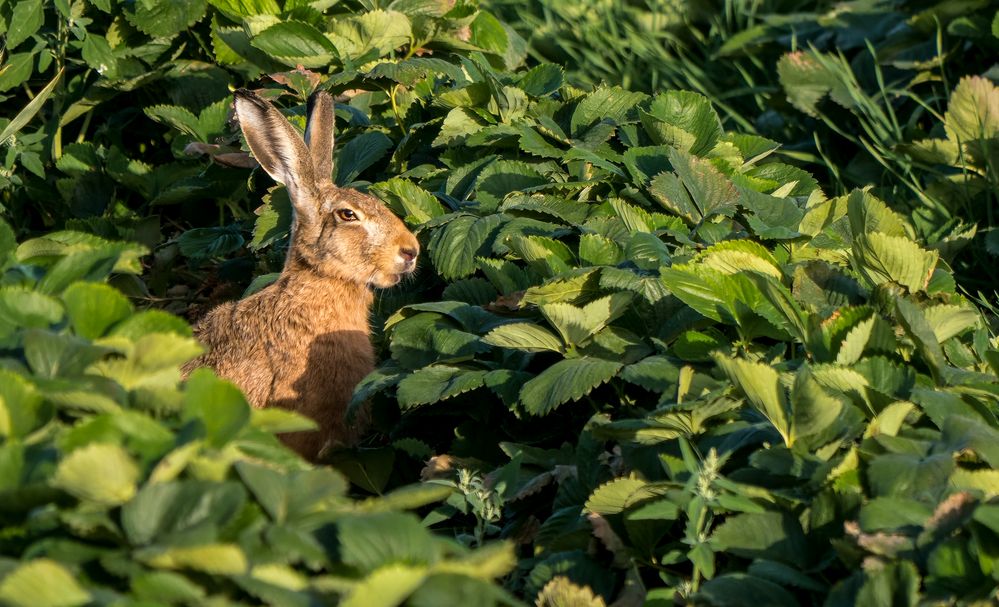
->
[305, 90, 335, 184]
[233, 89, 319, 219]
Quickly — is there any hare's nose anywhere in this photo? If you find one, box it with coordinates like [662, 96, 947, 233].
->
[399, 247, 418, 263]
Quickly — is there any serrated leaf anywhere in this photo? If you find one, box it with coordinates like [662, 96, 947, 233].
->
[328, 10, 411, 59]
[517, 64, 564, 97]
[251, 20, 338, 68]
[540, 292, 633, 347]
[6, 0, 44, 49]
[208, 0, 281, 20]
[696, 240, 782, 279]
[710, 512, 806, 564]
[777, 51, 853, 117]
[519, 358, 622, 415]
[122, 481, 246, 546]
[584, 476, 651, 515]
[944, 76, 999, 143]
[482, 323, 564, 353]
[578, 233, 623, 266]
[639, 90, 722, 155]
[922, 304, 980, 342]
[396, 366, 488, 408]
[336, 132, 394, 185]
[0, 559, 90, 607]
[62, 282, 133, 340]
[337, 512, 437, 573]
[697, 573, 799, 607]
[667, 148, 740, 220]
[53, 442, 140, 506]
[428, 214, 506, 280]
[144, 544, 248, 575]
[713, 355, 790, 445]
[371, 178, 444, 224]
[790, 367, 844, 444]
[854, 232, 938, 292]
[342, 564, 427, 607]
[126, 0, 208, 38]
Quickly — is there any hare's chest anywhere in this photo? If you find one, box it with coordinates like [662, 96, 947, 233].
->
[272, 331, 374, 400]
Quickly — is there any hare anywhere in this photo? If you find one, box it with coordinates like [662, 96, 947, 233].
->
[182, 88, 419, 461]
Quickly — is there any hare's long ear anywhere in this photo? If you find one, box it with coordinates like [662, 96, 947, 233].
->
[233, 89, 319, 222]
[305, 90, 335, 184]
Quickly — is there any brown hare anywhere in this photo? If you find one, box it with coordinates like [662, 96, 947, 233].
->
[183, 88, 419, 461]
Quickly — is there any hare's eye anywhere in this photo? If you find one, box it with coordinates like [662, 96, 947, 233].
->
[336, 209, 359, 222]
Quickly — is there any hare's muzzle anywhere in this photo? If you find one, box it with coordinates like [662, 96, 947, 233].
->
[398, 246, 418, 272]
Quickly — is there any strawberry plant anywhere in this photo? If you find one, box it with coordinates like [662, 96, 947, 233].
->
[0, 217, 519, 606]
[492, 0, 999, 295]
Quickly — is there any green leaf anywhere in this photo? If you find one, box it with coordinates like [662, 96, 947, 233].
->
[790, 367, 844, 445]
[0, 559, 90, 607]
[507, 234, 575, 277]
[337, 512, 437, 573]
[327, 10, 412, 59]
[336, 132, 394, 185]
[713, 354, 790, 445]
[519, 357, 622, 415]
[867, 453, 954, 500]
[475, 160, 548, 212]
[250, 408, 317, 434]
[584, 476, 651, 515]
[894, 297, 946, 381]
[517, 64, 564, 97]
[482, 323, 564, 353]
[396, 366, 488, 408]
[342, 564, 427, 607]
[252, 20, 338, 68]
[0, 287, 64, 335]
[131, 571, 206, 604]
[371, 179, 444, 224]
[208, 0, 281, 20]
[540, 292, 633, 347]
[6, 0, 44, 49]
[428, 214, 506, 280]
[53, 442, 140, 506]
[144, 544, 248, 575]
[570, 86, 648, 136]
[853, 232, 938, 292]
[657, 149, 739, 221]
[639, 91, 722, 155]
[697, 573, 799, 607]
[182, 368, 251, 447]
[922, 304, 980, 342]
[777, 51, 853, 117]
[122, 481, 246, 546]
[578, 233, 623, 266]
[125, 0, 208, 38]
[144, 105, 203, 140]
[81, 35, 116, 77]
[110, 310, 192, 340]
[0, 370, 46, 439]
[710, 512, 806, 564]
[62, 282, 133, 339]
[944, 75, 999, 143]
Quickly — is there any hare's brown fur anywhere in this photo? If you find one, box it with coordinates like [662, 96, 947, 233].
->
[183, 89, 419, 461]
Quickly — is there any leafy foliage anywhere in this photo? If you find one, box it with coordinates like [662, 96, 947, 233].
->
[0, 218, 517, 605]
[491, 0, 999, 295]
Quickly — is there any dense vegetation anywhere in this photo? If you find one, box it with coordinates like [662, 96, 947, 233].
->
[490, 0, 999, 294]
[1, 0, 999, 605]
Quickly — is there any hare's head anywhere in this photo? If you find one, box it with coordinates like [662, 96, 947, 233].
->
[233, 89, 419, 288]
